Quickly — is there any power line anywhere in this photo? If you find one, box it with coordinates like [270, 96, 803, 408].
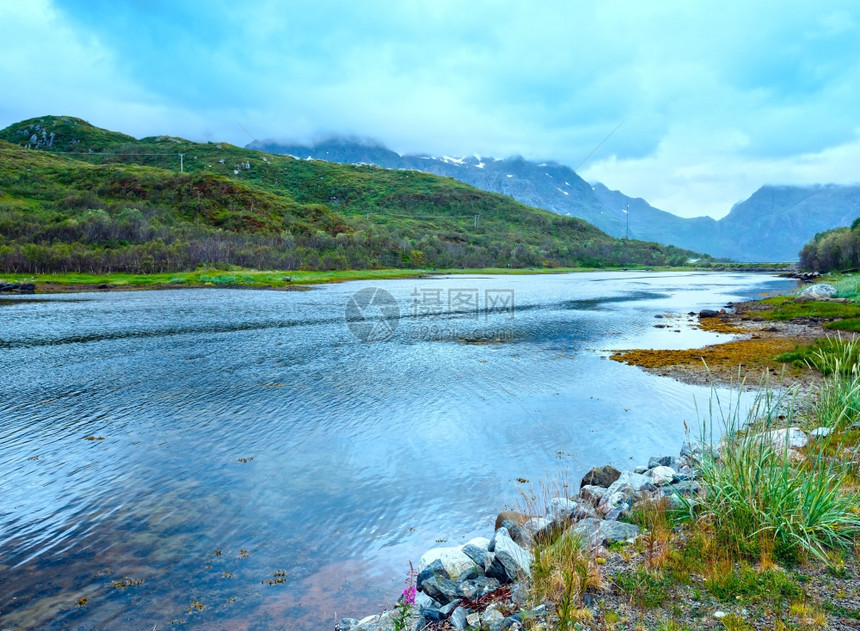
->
[573, 118, 626, 172]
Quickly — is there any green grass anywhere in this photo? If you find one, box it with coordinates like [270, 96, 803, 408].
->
[776, 335, 860, 375]
[694, 384, 860, 564]
[0, 116, 707, 275]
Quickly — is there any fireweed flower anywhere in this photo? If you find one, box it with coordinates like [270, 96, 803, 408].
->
[402, 585, 416, 605]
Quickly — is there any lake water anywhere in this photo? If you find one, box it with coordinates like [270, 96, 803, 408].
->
[0, 271, 796, 629]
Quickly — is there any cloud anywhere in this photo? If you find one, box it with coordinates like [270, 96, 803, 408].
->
[1, 0, 859, 218]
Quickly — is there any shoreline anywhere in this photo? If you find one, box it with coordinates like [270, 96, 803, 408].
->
[0, 265, 798, 295]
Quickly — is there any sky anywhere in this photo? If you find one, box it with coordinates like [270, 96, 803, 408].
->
[1, 1, 859, 219]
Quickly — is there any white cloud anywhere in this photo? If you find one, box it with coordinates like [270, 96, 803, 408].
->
[582, 129, 860, 219]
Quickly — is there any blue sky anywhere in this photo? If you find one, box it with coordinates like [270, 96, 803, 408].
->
[1, 1, 858, 218]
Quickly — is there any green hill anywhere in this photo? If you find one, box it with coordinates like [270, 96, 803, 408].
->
[0, 116, 705, 274]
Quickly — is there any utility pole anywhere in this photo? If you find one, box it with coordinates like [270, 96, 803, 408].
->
[625, 203, 629, 239]
[179, 153, 184, 173]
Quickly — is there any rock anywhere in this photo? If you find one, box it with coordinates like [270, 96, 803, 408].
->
[598, 472, 650, 516]
[481, 608, 505, 631]
[487, 529, 531, 582]
[758, 427, 808, 450]
[337, 618, 360, 631]
[796, 284, 837, 301]
[580, 464, 621, 488]
[662, 480, 702, 498]
[420, 575, 460, 606]
[438, 600, 462, 617]
[415, 591, 439, 610]
[699, 309, 720, 318]
[457, 576, 500, 599]
[680, 441, 702, 460]
[450, 605, 473, 630]
[416, 559, 449, 586]
[522, 516, 551, 537]
[579, 484, 607, 507]
[353, 611, 396, 631]
[501, 614, 523, 630]
[648, 465, 676, 485]
[647, 455, 676, 469]
[462, 543, 492, 570]
[570, 518, 640, 548]
[634, 465, 649, 474]
[597, 482, 636, 517]
[418, 546, 475, 581]
[604, 501, 632, 521]
[499, 519, 533, 549]
[548, 497, 596, 522]
[809, 427, 832, 439]
[456, 565, 483, 582]
[466, 612, 481, 627]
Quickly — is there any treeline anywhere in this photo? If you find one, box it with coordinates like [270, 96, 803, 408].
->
[799, 219, 860, 272]
[0, 202, 693, 274]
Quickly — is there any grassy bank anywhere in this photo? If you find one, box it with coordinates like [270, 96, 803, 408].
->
[528, 347, 860, 630]
[0, 265, 699, 292]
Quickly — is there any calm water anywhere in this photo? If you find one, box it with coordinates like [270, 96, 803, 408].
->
[0, 272, 795, 629]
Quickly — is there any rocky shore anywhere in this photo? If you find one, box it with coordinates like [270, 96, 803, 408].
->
[339, 412, 860, 631]
[336, 440, 709, 631]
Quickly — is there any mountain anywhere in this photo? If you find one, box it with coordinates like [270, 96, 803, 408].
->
[0, 116, 704, 274]
[593, 183, 860, 262]
[249, 138, 623, 236]
[253, 137, 860, 263]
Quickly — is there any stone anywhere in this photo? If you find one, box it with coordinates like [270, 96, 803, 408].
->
[647, 455, 676, 469]
[462, 543, 492, 570]
[499, 519, 533, 549]
[353, 611, 395, 631]
[579, 484, 607, 507]
[699, 309, 720, 318]
[416, 559, 449, 586]
[481, 608, 506, 631]
[809, 427, 833, 439]
[759, 427, 808, 450]
[604, 501, 632, 521]
[662, 480, 702, 498]
[598, 482, 636, 517]
[450, 605, 473, 630]
[415, 591, 439, 610]
[548, 497, 596, 522]
[457, 576, 500, 599]
[570, 518, 640, 548]
[337, 618, 360, 631]
[634, 465, 649, 474]
[456, 565, 483, 582]
[438, 600, 462, 617]
[523, 516, 552, 537]
[448, 607, 472, 629]
[486, 529, 531, 582]
[420, 575, 460, 605]
[648, 465, 676, 485]
[418, 546, 475, 581]
[796, 284, 837, 301]
[501, 614, 523, 630]
[466, 612, 481, 627]
[580, 464, 621, 488]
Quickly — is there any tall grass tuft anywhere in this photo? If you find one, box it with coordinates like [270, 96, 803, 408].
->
[695, 381, 860, 564]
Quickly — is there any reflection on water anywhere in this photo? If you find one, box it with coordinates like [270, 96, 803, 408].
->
[0, 272, 796, 629]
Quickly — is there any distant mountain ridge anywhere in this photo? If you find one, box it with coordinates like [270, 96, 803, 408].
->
[252, 137, 860, 262]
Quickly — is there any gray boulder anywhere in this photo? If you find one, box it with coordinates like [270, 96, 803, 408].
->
[796, 284, 837, 301]
[579, 484, 607, 507]
[457, 576, 500, 599]
[570, 518, 640, 548]
[462, 543, 492, 570]
[487, 529, 531, 582]
[580, 464, 621, 488]
[420, 575, 460, 606]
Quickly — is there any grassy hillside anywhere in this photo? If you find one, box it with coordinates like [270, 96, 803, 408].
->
[0, 116, 705, 274]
